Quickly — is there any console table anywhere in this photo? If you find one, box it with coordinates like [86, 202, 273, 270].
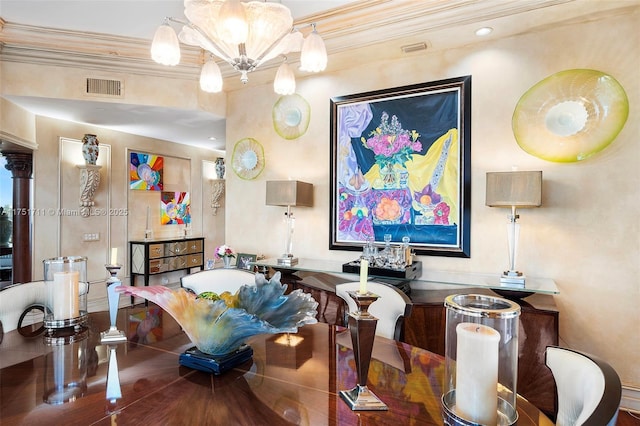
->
[129, 237, 205, 294]
[255, 257, 560, 418]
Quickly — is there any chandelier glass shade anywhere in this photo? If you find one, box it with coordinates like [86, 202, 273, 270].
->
[151, 0, 328, 94]
[200, 58, 223, 93]
[151, 23, 181, 66]
[273, 61, 296, 95]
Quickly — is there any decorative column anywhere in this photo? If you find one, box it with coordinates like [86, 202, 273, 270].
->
[3, 151, 33, 283]
[77, 164, 102, 217]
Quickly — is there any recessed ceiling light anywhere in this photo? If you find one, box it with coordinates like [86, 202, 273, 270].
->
[209, 136, 217, 141]
[475, 27, 493, 36]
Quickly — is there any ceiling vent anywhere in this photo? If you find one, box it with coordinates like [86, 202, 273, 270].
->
[85, 77, 123, 98]
[401, 42, 428, 53]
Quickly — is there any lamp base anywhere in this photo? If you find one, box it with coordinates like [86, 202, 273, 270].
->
[340, 385, 388, 411]
[277, 255, 298, 266]
[500, 271, 525, 287]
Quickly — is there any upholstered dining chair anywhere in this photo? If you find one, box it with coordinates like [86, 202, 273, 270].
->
[180, 268, 256, 296]
[545, 345, 622, 426]
[0, 281, 47, 333]
[335, 281, 412, 341]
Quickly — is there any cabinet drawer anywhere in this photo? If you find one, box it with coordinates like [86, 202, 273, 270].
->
[186, 253, 203, 267]
[187, 239, 203, 254]
[169, 255, 188, 271]
[165, 241, 187, 256]
[149, 244, 165, 259]
[149, 259, 169, 274]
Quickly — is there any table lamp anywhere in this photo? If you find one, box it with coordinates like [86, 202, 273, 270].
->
[485, 171, 542, 286]
[266, 180, 313, 266]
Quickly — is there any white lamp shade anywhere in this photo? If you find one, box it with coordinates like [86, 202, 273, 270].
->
[151, 23, 181, 66]
[274, 62, 296, 95]
[300, 29, 327, 72]
[200, 59, 223, 93]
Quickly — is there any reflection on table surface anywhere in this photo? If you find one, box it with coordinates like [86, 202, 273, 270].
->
[0, 305, 553, 425]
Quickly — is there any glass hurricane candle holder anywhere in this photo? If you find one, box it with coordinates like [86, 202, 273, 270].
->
[442, 294, 521, 425]
[43, 256, 89, 330]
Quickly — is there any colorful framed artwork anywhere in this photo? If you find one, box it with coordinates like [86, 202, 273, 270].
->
[329, 76, 471, 257]
[236, 253, 257, 271]
[161, 191, 191, 225]
[130, 152, 163, 190]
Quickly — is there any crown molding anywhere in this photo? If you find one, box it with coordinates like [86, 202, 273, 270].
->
[0, 0, 629, 89]
[0, 0, 576, 75]
[0, 130, 39, 152]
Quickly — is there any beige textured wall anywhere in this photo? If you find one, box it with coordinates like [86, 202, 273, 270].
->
[0, 62, 226, 116]
[30, 116, 224, 304]
[225, 11, 639, 388]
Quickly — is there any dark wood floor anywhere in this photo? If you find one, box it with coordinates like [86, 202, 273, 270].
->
[618, 410, 640, 425]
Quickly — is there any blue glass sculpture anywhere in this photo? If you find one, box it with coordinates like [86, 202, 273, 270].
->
[116, 272, 318, 356]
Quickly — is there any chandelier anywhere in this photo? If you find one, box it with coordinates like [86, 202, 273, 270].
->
[151, 0, 328, 95]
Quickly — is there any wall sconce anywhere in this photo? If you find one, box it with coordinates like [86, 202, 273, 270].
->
[486, 170, 542, 286]
[210, 179, 225, 215]
[266, 180, 313, 266]
[76, 164, 101, 218]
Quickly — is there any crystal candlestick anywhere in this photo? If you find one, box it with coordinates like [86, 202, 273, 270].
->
[339, 291, 388, 411]
[105, 345, 123, 415]
[100, 264, 127, 344]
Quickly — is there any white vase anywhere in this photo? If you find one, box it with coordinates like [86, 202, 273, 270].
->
[223, 256, 233, 268]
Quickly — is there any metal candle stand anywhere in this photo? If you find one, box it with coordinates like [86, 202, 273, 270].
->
[100, 264, 127, 344]
[339, 291, 388, 411]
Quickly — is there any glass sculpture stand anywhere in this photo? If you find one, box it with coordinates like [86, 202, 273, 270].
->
[179, 345, 253, 375]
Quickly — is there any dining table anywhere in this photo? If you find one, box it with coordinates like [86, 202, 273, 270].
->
[0, 304, 553, 425]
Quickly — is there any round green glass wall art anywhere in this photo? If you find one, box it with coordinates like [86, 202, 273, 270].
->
[231, 138, 265, 180]
[512, 69, 629, 162]
[272, 94, 311, 140]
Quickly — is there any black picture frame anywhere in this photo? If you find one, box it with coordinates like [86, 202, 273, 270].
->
[329, 76, 471, 257]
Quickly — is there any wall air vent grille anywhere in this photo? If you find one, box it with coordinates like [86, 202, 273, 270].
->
[401, 42, 428, 53]
[86, 78, 123, 97]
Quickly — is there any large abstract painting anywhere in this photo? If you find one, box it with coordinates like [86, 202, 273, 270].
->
[329, 76, 471, 257]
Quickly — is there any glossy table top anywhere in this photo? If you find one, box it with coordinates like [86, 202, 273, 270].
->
[255, 258, 559, 295]
[0, 306, 553, 425]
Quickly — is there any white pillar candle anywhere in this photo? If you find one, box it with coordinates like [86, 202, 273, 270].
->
[455, 322, 500, 425]
[359, 259, 369, 294]
[52, 271, 80, 320]
[110, 247, 117, 265]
